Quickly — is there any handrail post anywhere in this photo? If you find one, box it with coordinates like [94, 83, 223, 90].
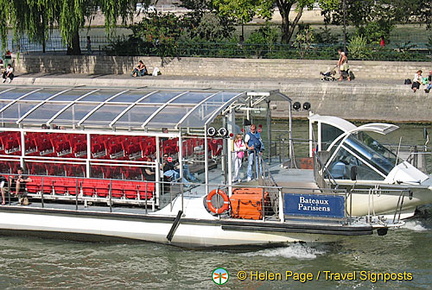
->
[278, 188, 284, 222]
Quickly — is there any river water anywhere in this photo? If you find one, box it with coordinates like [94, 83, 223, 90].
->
[0, 121, 431, 289]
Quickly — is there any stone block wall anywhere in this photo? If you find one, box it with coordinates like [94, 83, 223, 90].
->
[13, 55, 431, 81]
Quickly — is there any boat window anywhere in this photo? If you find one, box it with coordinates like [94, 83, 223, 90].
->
[327, 148, 384, 180]
[115, 105, 161, 128]
[343, 135, 396, 176]
[321, 123, 344, 151]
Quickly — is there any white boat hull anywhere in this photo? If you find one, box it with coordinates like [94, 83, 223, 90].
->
[0, 207, 382, 247]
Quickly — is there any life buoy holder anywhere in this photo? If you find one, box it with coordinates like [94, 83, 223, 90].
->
[206, 189, 230, 214]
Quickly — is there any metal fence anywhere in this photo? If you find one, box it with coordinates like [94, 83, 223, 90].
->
[11, 35, 431, 61]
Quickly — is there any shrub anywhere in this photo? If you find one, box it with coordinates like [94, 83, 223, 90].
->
[348, 35, 372, 59]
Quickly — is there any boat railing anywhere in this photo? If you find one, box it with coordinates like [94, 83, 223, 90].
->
[2, 173, 176, 211]
[385, 143, 431, 174]
[313, 151, 339, 190]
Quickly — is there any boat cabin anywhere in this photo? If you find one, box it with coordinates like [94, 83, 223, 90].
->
[309, 114, 429, 187]
[0, 87, 293, 209]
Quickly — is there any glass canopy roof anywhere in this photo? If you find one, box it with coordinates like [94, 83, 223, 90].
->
[0, 88, 252, 130]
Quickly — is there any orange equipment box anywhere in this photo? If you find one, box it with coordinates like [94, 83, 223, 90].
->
[230, 188, 267, 220]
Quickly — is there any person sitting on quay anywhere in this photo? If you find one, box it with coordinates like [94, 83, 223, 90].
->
[2, 64, 14, 83]
[425, 71, 432, 93]
[131, 60, 148, 77]
[411, 70, 423, 93]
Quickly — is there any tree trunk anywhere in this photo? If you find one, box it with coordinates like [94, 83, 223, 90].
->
[277, 0, 305, 44]
[66, 30, 82, 55]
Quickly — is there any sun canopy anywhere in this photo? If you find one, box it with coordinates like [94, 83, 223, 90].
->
[0, 88, 285, 131]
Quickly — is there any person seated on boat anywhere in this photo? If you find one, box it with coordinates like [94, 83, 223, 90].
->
[9, 167, 32, 205]
[183, 161, 200, 183]
[131, 60, 148, 77]
[162, 154, 191, 187]
[142, 157, 156, 181]
[0, 175, 7, 205]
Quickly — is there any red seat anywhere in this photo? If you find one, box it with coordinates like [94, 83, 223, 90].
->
[110, 180, 125, 198]
[81, 179, 96, 197]
[137, 182, 155, 199]
[94, 181, 110, 197]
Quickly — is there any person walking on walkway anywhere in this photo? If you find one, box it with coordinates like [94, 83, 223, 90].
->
[336, 48, 350, 81]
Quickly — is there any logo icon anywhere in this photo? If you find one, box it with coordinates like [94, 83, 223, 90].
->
[212, 267, 229, 285]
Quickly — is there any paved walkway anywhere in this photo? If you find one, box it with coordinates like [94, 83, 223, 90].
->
[9, 72, 404, 89]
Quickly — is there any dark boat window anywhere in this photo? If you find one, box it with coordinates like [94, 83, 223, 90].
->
[321, 123, 344, 151]
[343, 135, 396, 176]
[327, 148, 384, 180]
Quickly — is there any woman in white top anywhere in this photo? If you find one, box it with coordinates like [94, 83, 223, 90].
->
[232, 134, 246, 182]
[411, 70, 422, 92]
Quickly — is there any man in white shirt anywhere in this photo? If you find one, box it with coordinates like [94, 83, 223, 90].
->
[2, 64, 14, 83]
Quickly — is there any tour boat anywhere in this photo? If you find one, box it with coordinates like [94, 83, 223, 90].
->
[0, 87, 424, 247]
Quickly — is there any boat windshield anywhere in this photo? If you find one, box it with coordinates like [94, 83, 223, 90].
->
[343, 133, 397, 176]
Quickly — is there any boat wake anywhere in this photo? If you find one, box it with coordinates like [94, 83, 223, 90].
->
[240, 243, 326, 260]
[402, 220, 428, 232]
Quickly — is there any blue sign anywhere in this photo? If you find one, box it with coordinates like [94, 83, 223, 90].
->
[283, 193, 345, 218]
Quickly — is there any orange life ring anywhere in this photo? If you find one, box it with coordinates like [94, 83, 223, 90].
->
[206, 189, 230, 214]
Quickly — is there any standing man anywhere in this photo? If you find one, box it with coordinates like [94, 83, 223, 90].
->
[86, 36, 92, 54]
[245, 124, 264, 181]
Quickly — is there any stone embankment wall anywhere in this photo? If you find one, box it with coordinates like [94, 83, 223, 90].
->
[12, 55, 432, 122]
[13, 55, 429, 80]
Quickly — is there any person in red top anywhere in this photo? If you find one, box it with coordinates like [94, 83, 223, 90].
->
[379, 36, 386, 47]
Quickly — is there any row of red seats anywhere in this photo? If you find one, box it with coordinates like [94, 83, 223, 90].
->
[26, 176, 155, 200]
[27, 161, 144, 180]
[0, 132, 21, 155]
[1, 131, 223, 161]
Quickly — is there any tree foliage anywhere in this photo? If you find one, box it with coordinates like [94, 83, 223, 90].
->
[322, 0, 432, 42]
[0, 0, 150, 54]
[131, 12, 183, 61]
[179, 0, 236, 41]
[210, 0, 340, 44]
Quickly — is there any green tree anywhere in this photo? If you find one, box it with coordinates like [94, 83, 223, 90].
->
[131, 12, 183, 64]
[179, 0, 236, 41]
[211, 0, 340, 44]
[322, 0, 432, 42]
[0, 0, 150, 55]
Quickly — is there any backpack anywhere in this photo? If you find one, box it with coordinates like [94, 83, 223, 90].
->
[404, 79, 412, 85]
[247, 132, 263, 152]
